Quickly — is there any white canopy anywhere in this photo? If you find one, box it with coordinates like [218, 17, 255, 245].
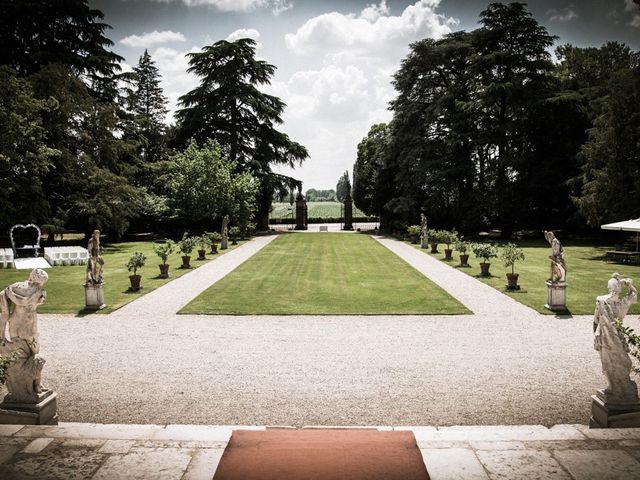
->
[601, 218, 640, 251]
[601, 218, 640, 232]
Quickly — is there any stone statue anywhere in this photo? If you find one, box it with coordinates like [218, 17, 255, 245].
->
[0, 268, 48, 402]
[593, 273, 639, 404]
[221, 215, 229, 239]
[221, 215, 230, 250]
[85, 229, 104, 285]
[420, 213, 428, 239]
[544, 231, 566, 283]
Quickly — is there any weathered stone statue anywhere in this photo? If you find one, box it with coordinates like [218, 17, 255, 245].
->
[594, 274, 638, 403]
[0, 269, 58, 424]
[543, 231, 567, 311]
[544, 230, 566, 283]
[86, 229, 104, 285]
[221, 215, 229, 250]
[591, 273, 640, 428]
[420, 213, 428, 249]
[84, 229, 106, 310]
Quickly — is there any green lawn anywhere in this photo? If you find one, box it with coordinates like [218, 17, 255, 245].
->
[182, 233, 469, 315]
[270, 202, 369, 220]
[413, 241, 640, 315]
[0, 240, 245, 314]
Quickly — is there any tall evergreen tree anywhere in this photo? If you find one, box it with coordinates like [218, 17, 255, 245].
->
[175, 38, 308, 228]
[336, 171, 351, 203]
[0, 0, 123, 99]
[128, 49, 168, 164]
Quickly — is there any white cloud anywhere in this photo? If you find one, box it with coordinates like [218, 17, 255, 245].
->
[150, 0, 291, 15]
[285, 0, 454, 55]
[547, 7, 578, 22]
[631, 14, 640, 26]
[119, 30, 186, 47]
[272, 0, 456, 188]
[226, 28, 261, 42]
[624, 0, 638, 12]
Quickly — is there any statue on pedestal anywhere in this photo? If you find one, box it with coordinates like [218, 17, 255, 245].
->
[593, 273, 639, 404]
[84, 229, 106, 310]
[0, 269, 49, 402]
[221, 215, 230, 250]
[544, 230, 566, 283]
[420, 213, 428, 248]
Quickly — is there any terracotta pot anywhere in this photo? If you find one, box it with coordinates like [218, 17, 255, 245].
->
[430, 243, 439, 254]
[479, 262, 491, 276]
[197, 249, 206, 260]
[129, 274, 141, 291]
[210, 244, 218, 254]
[506, 273, 519, 289]
[444, 249, 453, 260]
[181, 255, 191, 268]
[158, 264, 169, 279]
[459, 254, 470, 267]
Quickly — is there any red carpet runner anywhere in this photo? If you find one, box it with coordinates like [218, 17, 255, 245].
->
[213, 428, 430, 480]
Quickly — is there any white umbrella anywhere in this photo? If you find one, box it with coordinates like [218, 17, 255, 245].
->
[601, 218, 640, 251]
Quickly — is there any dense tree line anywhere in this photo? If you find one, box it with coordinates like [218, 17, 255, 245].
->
[353, 2, 640, 235]
[0, 0, 306, 239]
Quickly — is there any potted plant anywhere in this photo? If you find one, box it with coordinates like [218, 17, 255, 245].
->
[178, 232, 196, 268]
[442, 229, 459, 261]
[456, 239, 471, 267]
[472, 242, 498, 277]
[206, 231, 222, 254]
[501, 243, 525, 290]
[153, 240, 175, 279]
[196, 235, 211, 260]
[427, 229, 444, 253]
[126, 252, 146, 291]
[406, 225, 421, 244]
[229, 226, 241, 245]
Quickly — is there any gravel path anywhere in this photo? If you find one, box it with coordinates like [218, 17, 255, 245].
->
[11, 233, 616, 427]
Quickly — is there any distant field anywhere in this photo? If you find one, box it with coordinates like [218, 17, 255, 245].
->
[270, 202, 370, 219]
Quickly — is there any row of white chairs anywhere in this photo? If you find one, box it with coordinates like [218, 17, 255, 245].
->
[0, 248, 14, 268]
[44, 247, 89, 266]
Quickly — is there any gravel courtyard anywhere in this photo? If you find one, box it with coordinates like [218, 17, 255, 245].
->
[17, 234, 616, 427]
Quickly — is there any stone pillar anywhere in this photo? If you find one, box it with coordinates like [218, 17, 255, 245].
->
[343, 194, 353, 231]
[295, 192, 307, 230]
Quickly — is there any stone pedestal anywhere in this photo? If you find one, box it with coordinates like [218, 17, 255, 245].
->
[545, 280, 567, 312]
[84, 282, 106, 310]
[295, 194, 307, 230]
[221, 237, 228, 250]
[421, 236, 429, 249]
[0, 390, 58, 425]
[590, 390, 640, 428]
[343, 195, 353, 231]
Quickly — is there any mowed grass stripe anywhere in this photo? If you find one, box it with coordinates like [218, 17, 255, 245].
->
[181, 233, 469, 315]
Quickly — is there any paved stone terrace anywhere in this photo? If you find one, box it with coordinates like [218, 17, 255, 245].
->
[1, 423, 640, 479]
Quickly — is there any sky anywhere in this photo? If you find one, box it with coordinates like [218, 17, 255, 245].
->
[91, 0, 640, 190]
